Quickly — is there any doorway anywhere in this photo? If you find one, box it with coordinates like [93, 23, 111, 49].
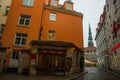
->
[37, 52, 65, 73]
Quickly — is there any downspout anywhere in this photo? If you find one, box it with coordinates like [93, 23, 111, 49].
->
[39, 0, 50, 40]
[39, 3, 44, 40]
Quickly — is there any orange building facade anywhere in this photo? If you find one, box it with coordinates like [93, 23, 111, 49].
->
[1, 0, 83, 70]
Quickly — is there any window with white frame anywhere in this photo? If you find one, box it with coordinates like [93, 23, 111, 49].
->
[50, 13, 56, 21]
[18, 15, 31, 26]
[51, 0, 57, 6]
[48, 30, 55, 40]
[0, 24, 5, 37]
[12, 51, 19, 59]
[14, 33, 28, 46]
[23, 0, 34, 6]
[67, 4, 72, 10]
[4, 6, 10, 16]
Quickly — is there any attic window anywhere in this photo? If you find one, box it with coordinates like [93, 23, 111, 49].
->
[52, 0, 57, 6]
[67, 4, 72, 10]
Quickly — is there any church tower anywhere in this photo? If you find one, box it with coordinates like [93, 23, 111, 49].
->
[88, 24, 94, 47]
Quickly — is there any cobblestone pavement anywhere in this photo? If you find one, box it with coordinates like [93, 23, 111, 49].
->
[1, 67, 119, 80]
[75, 67, 120, 80]
[0, 73, 67, 80]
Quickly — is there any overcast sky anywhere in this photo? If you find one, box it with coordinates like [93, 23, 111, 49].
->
[59, 0, 106, 47]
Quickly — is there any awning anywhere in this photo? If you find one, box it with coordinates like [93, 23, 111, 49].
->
[111, 42, 120, 51]
[31, 40, 84, 53]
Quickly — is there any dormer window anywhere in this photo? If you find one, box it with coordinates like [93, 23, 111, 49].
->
[67, 4, 72, 10]
[52, 0, 57, 6]
[63, 0, 73, 10]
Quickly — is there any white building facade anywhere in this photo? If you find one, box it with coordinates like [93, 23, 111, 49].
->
[95, 7, 106, 67]
[95, 0, 120, 73]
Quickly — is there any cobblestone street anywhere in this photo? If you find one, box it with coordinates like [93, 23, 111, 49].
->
[0, 67, 120, 80]
[75, 67, 120, 80]
[0, 73, 67, 80]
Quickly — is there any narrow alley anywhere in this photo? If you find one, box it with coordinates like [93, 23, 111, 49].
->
[75, 67, 120, 80]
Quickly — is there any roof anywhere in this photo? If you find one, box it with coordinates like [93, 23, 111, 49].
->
[84, 46, 96, 52]
[65, 0, 74, 4]
[44, 5, 83, 17]
[31, 40, 84, 53]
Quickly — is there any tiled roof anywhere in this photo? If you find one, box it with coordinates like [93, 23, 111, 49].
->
[84, 46, 96, 52]
[44, 5, 83, 17]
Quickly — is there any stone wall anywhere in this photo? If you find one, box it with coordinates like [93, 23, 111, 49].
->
[18, 51, 30, 74]
[65, 49, 83, 75]
[0, 50, 5, 73]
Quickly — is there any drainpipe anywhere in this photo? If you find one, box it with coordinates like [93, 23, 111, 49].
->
[39, 3, 44, 40]
[39, 26, 43, 40]
[39, 0, 51, 40]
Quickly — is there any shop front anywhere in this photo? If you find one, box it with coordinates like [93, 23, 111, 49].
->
[105, 41, 120, 73]
[17, 40, 84, 75]
[29, 40, 84, 75]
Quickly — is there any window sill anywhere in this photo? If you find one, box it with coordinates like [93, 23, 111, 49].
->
[50, 20, 56, 22]
[17, 24, 30, 28]
[13, 45, 26, 48]
[22, 5, 34, 8]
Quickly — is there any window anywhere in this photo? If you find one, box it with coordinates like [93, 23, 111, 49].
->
[67, 4, 72, 10]
[23, 0, 34, 6]
[14, 33, 28, 46]
[0, 24, 5, 37]
[50, 13, 56, 21]
[4, 6, 10, 16]
[48, 30, 55, 40]
[18, 15, 31, 26]
[12, 51, 19, 59]
[115, 8, 118, 15]
[52, 0, 57, 6]
[0, 5, 1, 10]
[113, 0, 116, 4]
[117, 18, 120, 23]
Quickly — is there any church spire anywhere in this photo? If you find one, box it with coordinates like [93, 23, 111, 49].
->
[88, 24, 94, 47]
